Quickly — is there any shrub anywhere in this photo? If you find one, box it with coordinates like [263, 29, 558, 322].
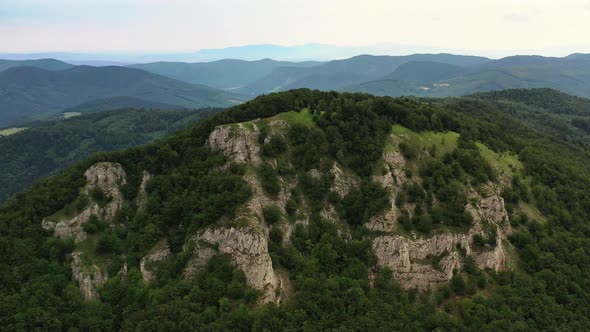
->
[257, 163, 281, 196]
[97, 232, 123, 254]
[341, 180, 389, 226]
[90, 187, 111, 207]
[82, 214, 109, 234]
[472, 234, 486, 247]
[414, 214, 433, 234]
[398, 211, 412, 231]
[451, 274, 466, 295]
[263, 205, 282, 225]
[399, 142, 419, 160]
[269, 226, 283, 244]
[262, 135, 287, 157]
[285, 198, 298, 216]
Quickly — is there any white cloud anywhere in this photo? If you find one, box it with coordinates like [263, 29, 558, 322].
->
[504, 13, 529, 23]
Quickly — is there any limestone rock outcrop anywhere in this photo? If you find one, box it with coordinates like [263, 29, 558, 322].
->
[42, 162, 127, 242]
[71, 251, 108, 300]
[140, 240, 171, 282]
[185, 227, 283, 303]
[208, 123, 261, 165]
[371, 184, 511, 289]
[136, 171, 152, 210]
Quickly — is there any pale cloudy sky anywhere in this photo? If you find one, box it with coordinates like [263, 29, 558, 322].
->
[1, 0, 589, 56]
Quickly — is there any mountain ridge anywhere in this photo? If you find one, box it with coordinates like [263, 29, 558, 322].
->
[0, 65, 246, 126]
[2, 89, 589, 329]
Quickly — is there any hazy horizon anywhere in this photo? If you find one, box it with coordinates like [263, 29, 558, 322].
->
[1, 0, 590, 60]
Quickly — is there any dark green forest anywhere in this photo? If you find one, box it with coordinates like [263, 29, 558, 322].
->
[0, 107, 217, 202]
[465, 88, 590, 146]
[1, 89, 589, 330]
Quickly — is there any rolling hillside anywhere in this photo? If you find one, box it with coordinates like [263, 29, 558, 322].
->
[0, 65, 246, 126]
[465, 88, 590, 145]
[0, 107, 217, 202]
[344, 56, 590, 98]
[236, 54, 491, 95]
[62, 96, 187, 115]
[0, 58, 74, 72]
[128, 58, 321, 89]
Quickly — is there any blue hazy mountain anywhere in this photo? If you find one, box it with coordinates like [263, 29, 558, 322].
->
[0, 58, 74, 72]
[342, 55, 590, 98]
[236, 54, 491, 95]
[128, 58, 321, 89]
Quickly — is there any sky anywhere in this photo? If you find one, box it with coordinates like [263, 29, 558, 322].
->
[1, 0, 590, 58]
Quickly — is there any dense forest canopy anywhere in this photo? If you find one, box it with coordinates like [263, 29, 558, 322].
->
[0, 107, 218, 202]
[1, 89, 589, 330]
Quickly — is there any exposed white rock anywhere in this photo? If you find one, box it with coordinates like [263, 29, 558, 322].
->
[282, 219, 309, 246]
[136, 171, 152, 209]
[367, 150, 408, 232]
[42, 162, 127, 242]
[371, 177, 511, 289]
[71, 251, 108, 300]
[267, 120, 289, 128]
[208, 123, 261, 165]
[185, 227, 283, 304]
[372, 234, 466, 289]
[330, 162, 358, 197]
[140, 240, 171, 282]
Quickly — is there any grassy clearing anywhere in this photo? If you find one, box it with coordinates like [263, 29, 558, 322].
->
[266, 108, 315, 127]
[222, 108, 316, 135]
[476, 142, 522, 176]
[0, 127, 27, 136]
[518, 202, 547, 224]
[390, 124, 459, 156]
[45, 201, 81, 223]
[63, 112, 82, 119]
[77, 233, 107, 267]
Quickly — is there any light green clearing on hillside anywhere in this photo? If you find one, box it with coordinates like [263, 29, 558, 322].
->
[77, 233, 109, 268]
[476, 142, 522, 175]
[389, 124, 522, 176]
[390, 124, 460, 156]
[223, 109, 314, 134]
[518, 201, 547, 224]
[0, 127, 27, 136]
[265, 108, 315, 127]
[63, 112, 82, 119]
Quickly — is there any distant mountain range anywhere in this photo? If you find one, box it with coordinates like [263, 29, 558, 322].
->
[0, 64, 245, 126]
[342, 54, 590, 98]
[128, 58, 321, 89]
[3, 52, 590, 127]
[233, 54, 490, 95]
[0, 58, 74, 71]
[0, 43, 459, 63]
[123, 52, 590, 100]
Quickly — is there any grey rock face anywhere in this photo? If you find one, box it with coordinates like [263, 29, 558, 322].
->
[42, 162, 127, 242]
[71, 252, 108, 300]
[140, 240, 171, 282]
[208, 123, 261, 165]
[185, 227, 283, 304]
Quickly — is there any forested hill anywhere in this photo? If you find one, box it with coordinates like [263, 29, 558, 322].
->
[1, 90, 589, 330]
[0, 58, 74, 72]
[0, 65, 245, 126]
[0, 107, 217, 202]
[463, 88, 590, 146]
